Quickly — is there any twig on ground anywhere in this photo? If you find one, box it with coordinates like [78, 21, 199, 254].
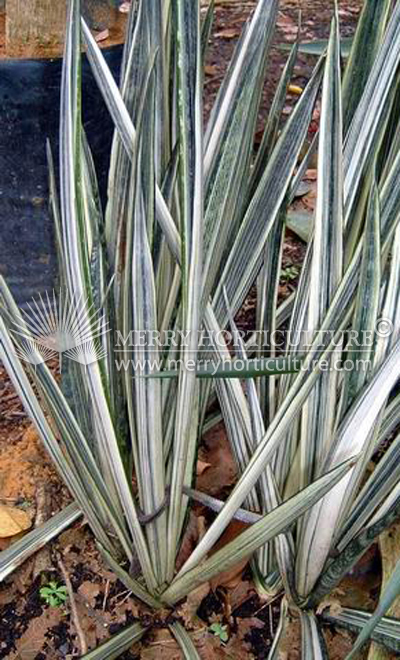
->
[57, 556, 88, 656]
[102, 578, 110, 611]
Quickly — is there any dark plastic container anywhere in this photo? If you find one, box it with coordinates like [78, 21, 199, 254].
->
[0, 45, 122, 306]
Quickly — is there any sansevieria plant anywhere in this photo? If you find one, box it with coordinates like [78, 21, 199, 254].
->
[1, 0, 400, 656]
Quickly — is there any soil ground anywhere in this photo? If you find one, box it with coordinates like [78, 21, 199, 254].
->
[1, 1, 393, 659]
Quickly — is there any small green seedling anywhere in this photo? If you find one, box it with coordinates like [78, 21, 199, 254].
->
[281, 265, 300, 282]
[209, 622, 229, 643]
[40, 581, 68, 608]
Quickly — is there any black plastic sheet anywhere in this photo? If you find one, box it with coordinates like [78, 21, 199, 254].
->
[0, 45, 122, 306]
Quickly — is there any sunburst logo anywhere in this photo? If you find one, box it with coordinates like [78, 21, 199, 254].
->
[10, 290, 109, 368]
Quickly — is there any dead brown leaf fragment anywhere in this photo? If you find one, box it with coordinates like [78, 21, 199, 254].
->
[140, 628, 183, 659]
[229, 580, 255, 612]
[204, 64, 218, 76]
[0, 504, 31, 538]
[11, 608, 62, 660]
[94, 28, 110, 43]
[78, 581, 101, 609]
[177, 583, 211, 629]
[210, 520, 251, 591]
[196, 424, 237, 497]
[196, 460, 212, 476]
[176, 512, 206, 571]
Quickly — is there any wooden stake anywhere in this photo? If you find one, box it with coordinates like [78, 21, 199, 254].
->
[6, 0, 67, 57]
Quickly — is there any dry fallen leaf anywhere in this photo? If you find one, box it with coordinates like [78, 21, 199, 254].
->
[13, 558, 35, 594]
[141, 629, 182, 660]
[240, 615, 264, 630]
[197, 424, 237, 497]
[0, 504, 31, 538]
[12, 608, 62, 660]
[72, 598, 111, 653]
[94, 29, 109, 43]
[78, 581, 101, 608]
[177, 583, 211, 629]
[176, 511, 200, 570]
[305, 169, 318, 181]
[196, 460, 212, 476]
[204, 64, 218, 76]
[211, 559, 249, 591]
[276, 13, 298, 37]
[58, 525, 87, 554]
[32, 546, 51, 580]
[324, 628, 354, 660]
[197, 635, 227, 659]
[210, 520, 250, 591]
[230, 580, 255, 612]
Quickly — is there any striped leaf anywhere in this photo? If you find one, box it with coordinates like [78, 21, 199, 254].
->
[300, 611, 328, 659]
[323, 607, 400, 655]
[166, 0, 204, 580]
[295, 337, 400, 597]
[81, 623, 147, 660]
[0, 504, 81, 582]
[342, 0, 391, 133]
[170, 622, 201, 659]
[127, 58, 167, 585]
[297, 12, 343, 505]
